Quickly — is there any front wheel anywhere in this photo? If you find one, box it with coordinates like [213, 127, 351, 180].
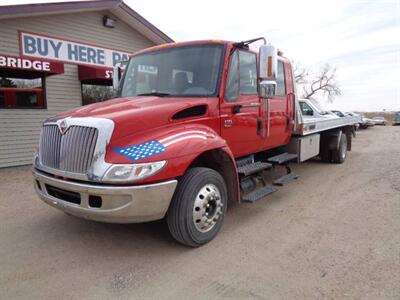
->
[166, 167, 228, 247]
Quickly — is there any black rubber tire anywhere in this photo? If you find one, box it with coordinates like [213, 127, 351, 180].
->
[320, 143, 332, 163]
[320, 135, 332, 163]
[166, 167, 228, 247]
[332, 133, 347, 164]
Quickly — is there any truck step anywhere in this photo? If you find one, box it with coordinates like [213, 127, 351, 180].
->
[237, 161, 272, 176]
[267, 152, 298, 165]
[242, 185, 277, 203]
[236, 155, 254, 168]
[273, 173, 299, 186]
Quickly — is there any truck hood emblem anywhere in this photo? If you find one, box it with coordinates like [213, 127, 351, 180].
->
[58, 119, 69, 135]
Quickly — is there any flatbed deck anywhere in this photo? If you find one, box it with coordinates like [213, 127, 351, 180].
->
[299, 115, 361, 136]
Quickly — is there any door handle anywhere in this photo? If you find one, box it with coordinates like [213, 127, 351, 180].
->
[233, 102, 260, 114]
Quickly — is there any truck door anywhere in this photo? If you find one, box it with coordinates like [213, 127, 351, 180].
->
[220, 49, 262, 157]
[262, 60, 293, 148]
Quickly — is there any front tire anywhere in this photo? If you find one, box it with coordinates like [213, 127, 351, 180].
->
[166, 167, 228, 247]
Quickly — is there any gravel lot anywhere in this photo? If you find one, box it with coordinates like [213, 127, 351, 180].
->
[0, 126, 399, 299]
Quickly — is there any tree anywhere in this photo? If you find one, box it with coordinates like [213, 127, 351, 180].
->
[293, 63, 308, 85]
[0, 77, 17, 87]
[293, 63, 342, 102]
[82, 84, 115, 105]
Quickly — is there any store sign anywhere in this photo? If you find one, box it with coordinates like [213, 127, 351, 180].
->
[20, 31, 131, 67]
[77, 64, 124, 82]
[0, 53, 64, 74]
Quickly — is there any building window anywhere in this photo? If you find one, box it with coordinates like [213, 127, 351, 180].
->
[0, 77, 45, 109]
[0, 91, 4, 107]
[276, 61, 286, 97]
[82, 84, 115, 105]
[239, 51, 257, 95]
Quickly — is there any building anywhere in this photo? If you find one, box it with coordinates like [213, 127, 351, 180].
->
[0, 0, 173, 168]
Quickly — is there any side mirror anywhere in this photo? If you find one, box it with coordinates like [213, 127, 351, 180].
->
[112, 65, 121, 90]
[258, 44, 278, 98]
[259, 80, 276, 98]
[259, 44, 277, 80]
[112, 60, 129, 90]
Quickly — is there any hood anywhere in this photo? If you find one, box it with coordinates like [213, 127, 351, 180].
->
[56, 96, 217, 140]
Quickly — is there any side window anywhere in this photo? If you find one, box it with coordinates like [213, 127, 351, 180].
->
[276, 61, 286, 97]
[224, 51, 239, 102]
[239, 51, 257, 94]
[299, 101, 314, 116]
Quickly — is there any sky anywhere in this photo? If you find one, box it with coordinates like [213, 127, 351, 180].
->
[2, 0, 400, 111]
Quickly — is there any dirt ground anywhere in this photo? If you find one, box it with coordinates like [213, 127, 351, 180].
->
[0, 126, 399, 299]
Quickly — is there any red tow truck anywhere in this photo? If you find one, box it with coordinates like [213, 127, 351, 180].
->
[33, 38, 358, 246]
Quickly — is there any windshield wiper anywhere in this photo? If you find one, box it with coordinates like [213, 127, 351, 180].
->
[137, 91, 171, 97]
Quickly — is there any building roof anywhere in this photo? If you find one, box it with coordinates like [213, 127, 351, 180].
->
[0, 0, 173, 44]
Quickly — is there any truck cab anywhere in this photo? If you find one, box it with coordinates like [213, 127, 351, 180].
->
[114, 40, 295, 157]
[33, 38, 353, 247]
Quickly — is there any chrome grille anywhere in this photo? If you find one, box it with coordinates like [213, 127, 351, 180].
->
[39, 125, 98, 174]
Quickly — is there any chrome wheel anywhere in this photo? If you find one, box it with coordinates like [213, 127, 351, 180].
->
[192, 184, 223, 233]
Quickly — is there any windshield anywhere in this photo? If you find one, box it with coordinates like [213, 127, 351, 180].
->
[308, 99, 330, 115]
[119, 44, 224, 98]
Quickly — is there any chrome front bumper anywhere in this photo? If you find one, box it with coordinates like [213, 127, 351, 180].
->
[33, 169, 177, 223]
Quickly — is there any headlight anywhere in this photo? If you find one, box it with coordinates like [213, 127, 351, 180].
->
[33, 149, 39, 167]
[102, 161, 167, 183]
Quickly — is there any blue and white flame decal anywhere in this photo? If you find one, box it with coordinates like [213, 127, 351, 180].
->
[113, 130, 209, 161]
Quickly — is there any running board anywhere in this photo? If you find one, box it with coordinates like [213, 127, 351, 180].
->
[242, 185, 277, 203]
[267, 152, 298, 165]
[273, 173, 299, 186]
[237, 161, 272, 176]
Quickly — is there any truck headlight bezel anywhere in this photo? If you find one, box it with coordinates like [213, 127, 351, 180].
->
[102, 160, 167, 183]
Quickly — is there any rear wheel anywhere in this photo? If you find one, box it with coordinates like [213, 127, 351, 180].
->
[320, 143, 332, 162]
[166, 167, 227, 247]
[332, 133, 347, 164]
[320, 135, 332, 163]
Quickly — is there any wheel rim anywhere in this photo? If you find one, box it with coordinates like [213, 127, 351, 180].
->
[192, 184, 223, 233]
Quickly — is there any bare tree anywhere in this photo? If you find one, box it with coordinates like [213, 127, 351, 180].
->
[82, 84, 115, 105]
[293, 62, 308, 85]
[293, 63, 342, 102]
[0, 77, 16, 87]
